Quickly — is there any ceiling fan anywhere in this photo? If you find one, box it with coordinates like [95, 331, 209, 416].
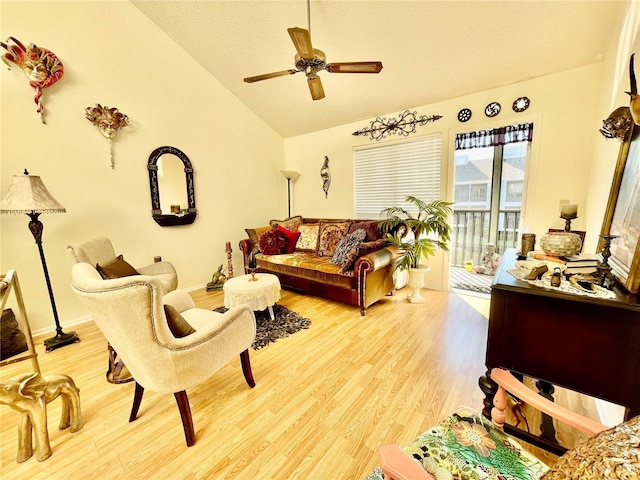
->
[243, 1, 383, 100]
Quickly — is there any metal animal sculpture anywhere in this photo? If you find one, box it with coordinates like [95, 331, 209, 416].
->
[1, 37, 64, 123]
[0, 372, 83, 462]
[600, 106, 632, 141]
[320, 156, 331, 198]
[626, 53, 640, 125]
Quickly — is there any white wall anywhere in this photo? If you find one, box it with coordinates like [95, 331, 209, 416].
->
[0, 1, 285, 334]
[587, 2, 640, 253]
[284, 64, 603, 290]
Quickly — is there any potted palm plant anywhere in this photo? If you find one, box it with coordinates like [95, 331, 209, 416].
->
[379, 196, 453, 303]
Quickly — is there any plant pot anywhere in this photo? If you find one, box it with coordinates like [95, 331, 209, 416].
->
[407, 266, 430, 304]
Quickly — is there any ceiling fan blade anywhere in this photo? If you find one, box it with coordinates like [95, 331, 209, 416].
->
[307, 76, 325, 100]
[244, 69, 299, 83]
[326, 62, 383, 74]
[288, 27, 314, 59]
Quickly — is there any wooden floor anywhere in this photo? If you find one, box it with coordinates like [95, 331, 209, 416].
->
[0, 287, 596, 479]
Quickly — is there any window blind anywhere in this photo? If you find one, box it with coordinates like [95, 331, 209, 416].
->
[353, 133, 442, 219]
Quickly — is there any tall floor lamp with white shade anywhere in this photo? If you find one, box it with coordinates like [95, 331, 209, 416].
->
[0, 170, 80, 351]
[280, 170, 300, 218]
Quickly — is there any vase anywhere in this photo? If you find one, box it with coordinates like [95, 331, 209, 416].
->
[540, 232, 582, 257]
[407, 266, 430, 304]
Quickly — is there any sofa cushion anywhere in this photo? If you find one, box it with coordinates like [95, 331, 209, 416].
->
[269, 215, 303, 231]
[163, 304, 196, 338]
[256, 252, 356, 289]
[331, 229, 366, 265]
[259, 228, 288, 255]
[295, 223, 320, 252]
[245, 225, 273, 252]
[348, 220, 383, 241]
[96, 255, 139, 279]
[277, 225, 301, 254]
[317, 221, 351, 257]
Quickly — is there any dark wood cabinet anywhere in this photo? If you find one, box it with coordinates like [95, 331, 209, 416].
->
[480, 249, 640, 452]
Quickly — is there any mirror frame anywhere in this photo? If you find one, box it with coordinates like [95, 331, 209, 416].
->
[147, 146, 197, 226]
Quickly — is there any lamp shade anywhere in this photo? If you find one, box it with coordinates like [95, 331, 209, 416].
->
[280, 170, 300, 181]
[0, 172, 65, 214]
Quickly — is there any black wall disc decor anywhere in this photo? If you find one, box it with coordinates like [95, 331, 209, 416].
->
[484, 102, 501, 117]
[457, 108, 472, 122]
[512, 96, 530, 112]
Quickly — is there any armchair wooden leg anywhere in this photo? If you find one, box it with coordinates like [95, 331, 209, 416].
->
[129, 382, 144, 422]
[174, 391, 195, 447]
[240, 349, 255, 388]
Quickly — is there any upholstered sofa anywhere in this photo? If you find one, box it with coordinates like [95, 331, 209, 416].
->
[239, 216, 398, 315]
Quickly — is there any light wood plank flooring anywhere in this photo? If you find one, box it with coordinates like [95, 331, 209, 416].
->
[0, 287, 595, 479]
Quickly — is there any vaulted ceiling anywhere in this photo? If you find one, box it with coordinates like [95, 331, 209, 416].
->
[132, 1, 628, 138]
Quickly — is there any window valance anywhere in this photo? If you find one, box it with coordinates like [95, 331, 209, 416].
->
[455, 122, 533, 150]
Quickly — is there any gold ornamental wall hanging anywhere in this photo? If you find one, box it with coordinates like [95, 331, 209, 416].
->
[1, 37, 64, 124]
[85, 104, 129, 169]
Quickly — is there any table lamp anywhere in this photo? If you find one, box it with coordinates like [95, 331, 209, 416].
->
[0, 170, 80, 351]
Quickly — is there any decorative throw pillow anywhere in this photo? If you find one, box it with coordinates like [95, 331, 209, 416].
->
[348, 220, 383, 241]
[96, 255, 140, 279]
[331, 229, 366, 265]
[245, 225, 273, 252]
[317, 221, 351, 257]
[259, 228, 288, 255]
[295, 224, 320, 251]
[339, 238, 389, 274]
[163, 304, 195, 338]
[541, 415, 640, 480]
[269, 215, 303, 231]
[277, 225, 301, 254]
[358, 238, 388, 256]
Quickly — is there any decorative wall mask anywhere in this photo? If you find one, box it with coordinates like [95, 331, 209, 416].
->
[85, 104, 129, 169]
[600, 106, 632, 141]
[1, 37, 64, 124]
[320, 156, 331, 198]
[626, 53, 640, 125]
[352, 110, 443, 141]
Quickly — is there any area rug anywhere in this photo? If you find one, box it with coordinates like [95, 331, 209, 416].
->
[213, 304, 311, 350]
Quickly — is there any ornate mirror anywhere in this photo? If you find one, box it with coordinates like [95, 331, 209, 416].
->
[147, 146, 196, 226]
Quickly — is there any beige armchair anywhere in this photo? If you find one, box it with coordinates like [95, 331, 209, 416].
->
[66, 236, 178, 294]
[70, 262, 257, 446]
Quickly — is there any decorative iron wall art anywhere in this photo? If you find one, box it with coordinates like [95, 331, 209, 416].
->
[1, 37, 64, 124]
[352, 110, 442, 141]
[320, 156, 331, 198]
[85, 104, 129, 169]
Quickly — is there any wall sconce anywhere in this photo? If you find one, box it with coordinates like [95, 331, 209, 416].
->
[280, 171, 300, 218]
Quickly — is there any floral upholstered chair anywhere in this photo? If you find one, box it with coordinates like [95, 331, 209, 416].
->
[374, 368, 640, 480]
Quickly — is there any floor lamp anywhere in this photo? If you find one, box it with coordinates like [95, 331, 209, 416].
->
[280, 171, 300, 218]
[0, 170, 80, 352]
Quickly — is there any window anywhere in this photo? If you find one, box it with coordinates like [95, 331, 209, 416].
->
[353, 134, 442, 218]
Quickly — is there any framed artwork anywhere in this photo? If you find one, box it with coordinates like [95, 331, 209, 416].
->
[599, 123, 640, 293]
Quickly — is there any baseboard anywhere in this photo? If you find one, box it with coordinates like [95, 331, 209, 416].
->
[33, 284, 210, 339]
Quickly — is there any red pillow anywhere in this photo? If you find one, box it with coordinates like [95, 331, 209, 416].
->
[277, 225, 301, 254]
[259, 228, 288, 255]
